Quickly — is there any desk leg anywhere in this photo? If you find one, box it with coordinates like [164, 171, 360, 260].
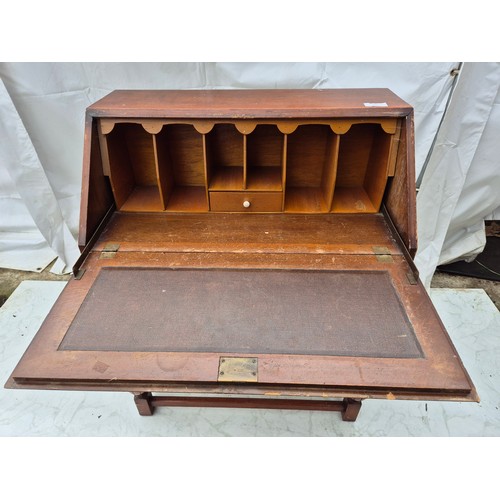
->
[134, 392, 154, 416]
[132, 393, 363, 421]
[341, 398, 362, 421]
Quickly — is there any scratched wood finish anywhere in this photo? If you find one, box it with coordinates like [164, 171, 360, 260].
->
[93, 213, 402, 254]
[5, 377, 477, 402]
[87, 89, 412, 118]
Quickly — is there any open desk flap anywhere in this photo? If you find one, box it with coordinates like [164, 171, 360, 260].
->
[8, 242, 477, 402]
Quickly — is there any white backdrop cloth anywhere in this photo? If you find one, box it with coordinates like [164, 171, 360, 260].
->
[1, 62, 497, 282]
[415, 62, 500, 287]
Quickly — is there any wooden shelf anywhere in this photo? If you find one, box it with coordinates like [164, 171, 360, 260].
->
[284, 187, 329, 213]
[209, 166, 244, 191]
[334, 123, 393, 213]
[246, 167, 282, 191]
[331, 187, 377, 213]
[104, 120, 398, 215]
[120, 186, 164, 212]
[165, 186, 208, 212]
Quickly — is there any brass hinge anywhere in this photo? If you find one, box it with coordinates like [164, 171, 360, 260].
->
[218, 357, 258, 383]
[372, 246, 393, 263]
[100, 243, 120, 259]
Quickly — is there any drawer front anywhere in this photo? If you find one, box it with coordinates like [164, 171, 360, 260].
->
[210, 191, 283, 212]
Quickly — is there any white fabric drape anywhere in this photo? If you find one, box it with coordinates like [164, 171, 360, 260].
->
[415, 62, 500, 287]
[0, 79, 79, 273]
[3, 62, 496, 281]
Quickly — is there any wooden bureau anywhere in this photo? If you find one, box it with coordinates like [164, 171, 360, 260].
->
[5, 89, 478, 421]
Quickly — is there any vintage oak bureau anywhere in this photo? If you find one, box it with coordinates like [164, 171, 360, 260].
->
[6, 89, 478, 421]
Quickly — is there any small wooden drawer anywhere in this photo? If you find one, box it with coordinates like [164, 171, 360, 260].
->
[210, 191, 283, 212]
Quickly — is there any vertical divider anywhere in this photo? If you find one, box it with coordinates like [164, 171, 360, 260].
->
[243, 133, 248, 190]
[281, 133, 288, 211]
[202, 134, 211, 209]
[152, 130, 172, 211]
[97, 122, 111, 176]
[152, 134, 165, 210]
[322, 131, 340, 212]
[363, 127, 393, 211]
[105, 126, 135, 209]
[387, 122, 401, 177]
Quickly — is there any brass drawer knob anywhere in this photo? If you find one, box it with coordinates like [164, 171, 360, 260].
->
[243, 200, 251, 208]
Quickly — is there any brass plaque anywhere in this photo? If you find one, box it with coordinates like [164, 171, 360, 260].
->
[218, 357, 258, 383]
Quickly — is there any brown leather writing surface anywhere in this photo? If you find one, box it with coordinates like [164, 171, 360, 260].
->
[59, 268, 422, 358]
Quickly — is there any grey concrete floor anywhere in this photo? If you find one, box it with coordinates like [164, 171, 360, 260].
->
[432, 271, 499, 310]
[0, 261, 70, 307]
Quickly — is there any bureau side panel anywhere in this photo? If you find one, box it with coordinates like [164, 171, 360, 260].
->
[78, 114, 114, 248]
[384, 112, 417, 256]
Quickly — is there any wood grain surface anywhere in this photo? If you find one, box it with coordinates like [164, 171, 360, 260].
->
[88, 89, 412, 118]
